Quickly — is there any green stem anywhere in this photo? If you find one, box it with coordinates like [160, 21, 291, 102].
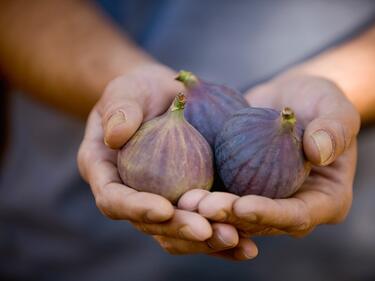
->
[170, 92, 186, 112]
[175, 70, 199, 87]
[280, 107, 296, 129]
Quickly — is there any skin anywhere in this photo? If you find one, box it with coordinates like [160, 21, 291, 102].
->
[78, 64, 257, 259]
[179, 26, 375, 239]
[179, 74, 360, 238]
[0, 1, 374, 260]
[0, 0, 255, 260]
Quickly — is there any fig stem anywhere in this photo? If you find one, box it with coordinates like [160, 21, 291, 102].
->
[170, 92, 186, 112]
[175, 70, 199, 87]
[281, 107, 296, 127]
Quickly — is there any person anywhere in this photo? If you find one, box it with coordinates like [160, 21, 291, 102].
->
[1, 1, 375, 280]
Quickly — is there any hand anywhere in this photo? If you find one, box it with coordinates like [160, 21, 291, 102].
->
[77, 63, 258, 259]
[179, 73, 360, 238]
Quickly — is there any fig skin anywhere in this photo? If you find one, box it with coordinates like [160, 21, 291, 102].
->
[176, 70, 249, 148]
[215, 107, 311, 198]
[117, 93, 214, 204]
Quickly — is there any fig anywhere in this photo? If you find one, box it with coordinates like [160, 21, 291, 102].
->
[215, 107, 311, 198]
[117, 93, 214, 203]
[176, 70, 249, 148]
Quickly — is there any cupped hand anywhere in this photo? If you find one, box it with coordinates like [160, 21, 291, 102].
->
[179, 73, 360, 238]
[77, 63, 258, 259]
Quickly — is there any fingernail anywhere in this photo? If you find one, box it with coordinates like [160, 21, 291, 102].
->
[311, 130, 334, 165]
[178, 225, 198, 240]
[238, 244, 258, 260]
[242, 247, 258, 259]
[107, 111, 126, 131]
[216, 232, 236, 247]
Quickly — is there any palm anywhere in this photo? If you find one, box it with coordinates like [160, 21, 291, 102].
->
[78, 66, 258, 260]
[228, 141, 356, 237]
[179, 74, 360, 237]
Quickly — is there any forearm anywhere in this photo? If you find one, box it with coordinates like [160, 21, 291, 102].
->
[292, 24, 375, 123]
[0, 0, 155, 118]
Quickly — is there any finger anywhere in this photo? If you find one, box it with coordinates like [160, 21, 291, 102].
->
[78, 111, 174, 223]
[234, 140, 356, 233]
[195, 192, 295, 235]
[80, 157, 174, 224]
[304, 117, 359, 166]
[177, 189, 211, 211]
[78, 110, 109, 182]
[153, 223, 239, 255]
[207, 223, 239, 249]
[233, 195, 312, 232]
[303, 90, 360, 165]
[197, 192, 239, 222]
[95, 183, 174, 223]
[99, 68, 182, 149]
[100, 82, 145, 149]
[210, 238, 259, 261]
[133, 210, 212, 241]
[245, 76, 360, 166]
[241, 227, 287, 237]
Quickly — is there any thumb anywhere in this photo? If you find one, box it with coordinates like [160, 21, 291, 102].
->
[99, 77, 145, 149]
[303, 98, 360, 166]
[98, 65, 183, 149]
[102, 99, 144, 149]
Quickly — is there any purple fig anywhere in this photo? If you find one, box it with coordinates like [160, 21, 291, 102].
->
[176, 70, 249, 148]
[117, 93, 214, 203]
[215, 107, 311, 198]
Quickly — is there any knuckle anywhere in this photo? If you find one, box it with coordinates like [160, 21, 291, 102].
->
[159, 226, 170, 237]
[95, 195, 118, 220]
[292, 204, 312, 232]
[295, 218, 312, 232]
[253, 227, 276, 236]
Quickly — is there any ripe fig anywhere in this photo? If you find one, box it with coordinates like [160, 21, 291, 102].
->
[117, 93, 214, 203]
[176, 70, 249, 148]
[215, 107, 311, 198]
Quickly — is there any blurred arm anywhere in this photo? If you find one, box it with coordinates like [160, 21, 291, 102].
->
[295, 24, 375, 123]
[0, 0, 154, 118]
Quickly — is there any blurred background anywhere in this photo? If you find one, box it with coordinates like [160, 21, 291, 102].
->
[1, 1, 375, 280]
